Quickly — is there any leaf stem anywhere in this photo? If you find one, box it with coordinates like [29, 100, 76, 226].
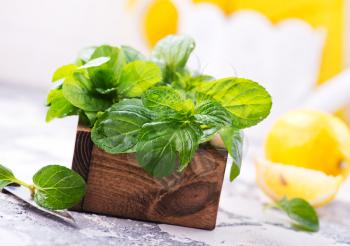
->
[14, 178, 36, 193]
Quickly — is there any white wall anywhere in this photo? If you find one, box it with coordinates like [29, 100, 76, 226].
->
[0, 0, 144, 89]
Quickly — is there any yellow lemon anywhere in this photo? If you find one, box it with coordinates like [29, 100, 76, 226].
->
[256, 158, 343, 207]
[265, 109, 350, 177]
[257, 109, 350, 206]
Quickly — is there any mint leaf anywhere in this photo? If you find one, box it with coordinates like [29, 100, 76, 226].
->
[92, 99, 152, 153]
[80, 111, 98, 127]
[196, 77, 272, 128]
[174, 124, 202, 171]
[46, 88, 78, 122]
[52, 64, 78, 82]
[87, 45, 125, 92]
[121, 45, 145, 63]
[52, 56, 109, 83]
[0, 164, 17, 189]
[136, 122, 177, 177]
[142, 86, 193, 116]
[194, 94, 232, 142]
[219, 127, 243, 181]
[136, 121, 202, 177]
[194, 94, 232, 128]
[33, 165, 86, 210]
[152, 34, 195, 70]
[62, 75, 111, 112]
[179, 73, 214, 90]
[276, 198, 319, 232]
[118, 61, 162, 97]
[78, 57, 110, 69]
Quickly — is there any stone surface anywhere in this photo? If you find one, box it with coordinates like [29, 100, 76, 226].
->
[0, 84, 350, 246]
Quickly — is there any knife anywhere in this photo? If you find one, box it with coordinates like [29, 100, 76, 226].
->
[3, 185, 76, 224]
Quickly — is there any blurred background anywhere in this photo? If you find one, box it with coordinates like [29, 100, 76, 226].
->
[1, 0, 350, 190]
[1, 0, 349, 86]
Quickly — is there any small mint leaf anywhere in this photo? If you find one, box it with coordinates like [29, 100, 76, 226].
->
[0, 164, 17, 190]
[219, 127, 243, 181]
[33, 165, 86, 210]
[52, 64, 78, 82]
[276, 198, 319, 232]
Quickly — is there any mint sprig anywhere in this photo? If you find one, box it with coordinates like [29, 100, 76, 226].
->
[0, 164, 85, 210]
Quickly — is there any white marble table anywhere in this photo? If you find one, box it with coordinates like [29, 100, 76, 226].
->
[0, 84, 349, 246]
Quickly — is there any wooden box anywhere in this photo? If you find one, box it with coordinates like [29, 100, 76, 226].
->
[71, 124, 227, 230]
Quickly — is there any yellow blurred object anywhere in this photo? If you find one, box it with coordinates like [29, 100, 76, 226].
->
[126, 0, 138, 9]
[141, 0, 344, 83]
[143, 0, 178, 47]
[265, 110, 350, 177]
[335, 107, 350, 126]
[256, 158, 343, 207]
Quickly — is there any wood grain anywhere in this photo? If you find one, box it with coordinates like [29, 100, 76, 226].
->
[70, 124, 93, 211]
[72, 124, 227, 230]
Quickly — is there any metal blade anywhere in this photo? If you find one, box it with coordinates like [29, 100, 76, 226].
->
[3, 185, 76, 224]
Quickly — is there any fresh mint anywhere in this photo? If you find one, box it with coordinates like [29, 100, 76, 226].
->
[0, 164, 17, 189]
[274, 198, 320, 232]
[142, 86, 192, 117]
[52, 64, 78, 82]
[137, 121, 202, 176]
[0, 164, 85, 210]
[121, 45, 145, 63]
[152, 34, 195, 71]
[118, 60, 162, 97]
[219, 127, 243, 181]
[46, 88, 78, 122]
[152, 35, 195, 85]
[91, 99, 152, 154]
[47, 34, 272, 181]
[91, 86, 235, 177]
[62, 75, 111, 112]
[33, 165, 86, 210]
[87, 45, 125, 92]
[196, 77, 272, 128]
[47, 43, 163, 126]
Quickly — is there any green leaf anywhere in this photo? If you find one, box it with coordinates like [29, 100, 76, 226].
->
[91, 99, 152, 153]
[196, 77, 272, 128]
[219, 127, 243, 181]
[152, 35, 195, 70]
[136, 121, 202, 177]
[194, 94, 232, 128]
[80, 111, 98, 127]
[118, 61, 162, 97]
[46, 88, 78, 122]
[52, 64, 78, 82]
[88, 45, 125, 92]
[276, 198, 319, 232]
[142, 86, 193, 116]
[172, 70, 214, 90]
[174, 124, 202, 171]
[0, 164, 17, 189]
[121, 45, 145, 63]
[78, 57, 110, 69]
[33, 165, 86, 210]
[62, 75, 111, 112]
